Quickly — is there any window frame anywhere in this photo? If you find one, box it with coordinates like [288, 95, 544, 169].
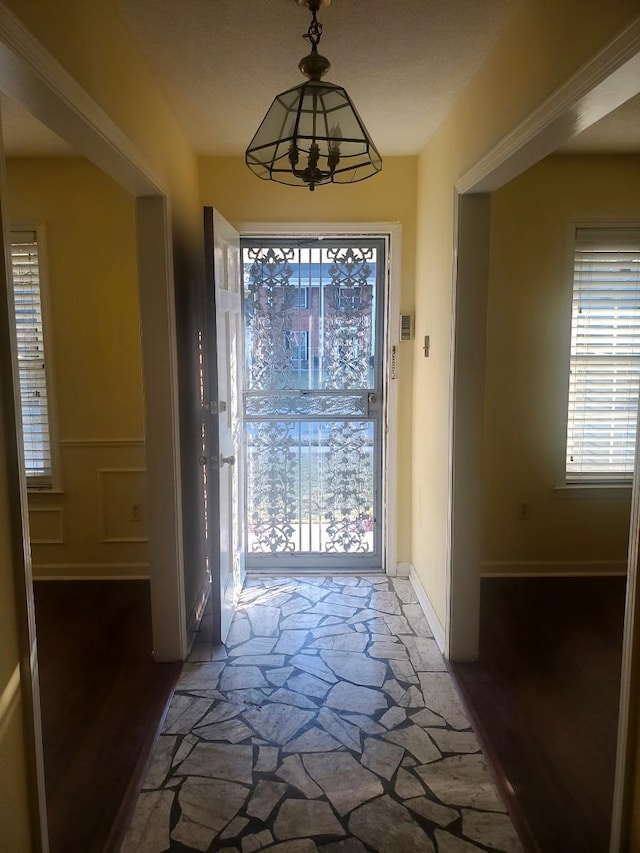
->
[561, 220, 640, 489]
[9, 224, 60, 491]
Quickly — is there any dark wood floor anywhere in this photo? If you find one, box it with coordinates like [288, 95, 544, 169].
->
[34, 580, 181, 853]
[450, 576, 626, 853]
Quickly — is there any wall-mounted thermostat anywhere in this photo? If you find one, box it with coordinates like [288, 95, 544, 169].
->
[400, 313, 414, 341]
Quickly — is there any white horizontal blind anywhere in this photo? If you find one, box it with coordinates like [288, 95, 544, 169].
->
[566, 227, 640, 482]
[10, 229, 52, 484]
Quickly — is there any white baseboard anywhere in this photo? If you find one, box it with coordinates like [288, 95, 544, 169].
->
[481, 559, 627, 577]
[408, 563, 446, 654]
[396, 562, 411, 578]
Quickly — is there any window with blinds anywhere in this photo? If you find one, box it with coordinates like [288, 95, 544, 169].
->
[566, 227, 640, 482]
[10, 229, 53, 485]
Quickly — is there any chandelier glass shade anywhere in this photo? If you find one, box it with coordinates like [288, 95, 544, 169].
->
[245, 2, 382, 191]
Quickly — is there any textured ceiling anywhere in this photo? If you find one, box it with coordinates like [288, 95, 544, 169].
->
[114, 0, 520, 156]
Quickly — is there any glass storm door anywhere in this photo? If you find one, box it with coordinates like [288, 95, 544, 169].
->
[241, 237, 385, 570]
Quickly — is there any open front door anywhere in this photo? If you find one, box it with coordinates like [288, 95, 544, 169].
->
[203, 207, 245, 643]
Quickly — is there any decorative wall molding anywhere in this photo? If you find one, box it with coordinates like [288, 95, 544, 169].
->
[59, 438, 145, 448]
[97, 468, 148, 543]
[481, 560, 628, 577]
[32, 563, 150, 580]
[28, 507, 64, 545]
[408, 563, 446, 654]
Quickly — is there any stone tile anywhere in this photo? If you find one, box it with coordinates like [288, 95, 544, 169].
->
[177, 662, 226, 691]
[274, 630, 309, 655]
[121, 789, 174, 853]
[401, 636, 446, 672]
[369, 591, 401, 614]
[229, 638, 277, 657]
[171, 815, 215, 850]
[418, 672, 471, 729]
[280, 612, 324, 629]
[177, 742, 254, 784]
[353, 623, 369, 633]
[391, 578, 418, 604]
[381, 614, 412, 634]
[307, 601, 358, 618]
[142, 735, 175, 789]
[320, 650, 387, 687]
[398, 685, 427, 708]
[361, 736, 404, 780]
[324, 591, 370, 609]
[246, 779, 289, 820]
[434, 831, 486, 852]
[195, 718, 253, 743]
[342, 714, 386, 735]
[266, 666, 295, 686]
[331, 576, 362, 587]
[220, 815, 250, 839]
[276, 754, 322, 798]
[196, 701, 242, 727]
[320, 842, 368, 853]
[303, 752, 383, 815]
[462, 811, 523, 852]
[274, 799, 345, 840]
[244, 702, 315, 744]
[325, 682, 388, 715]
[296, 585, 330, 603]
[311, 634, 368, 652]
[283, 727, 343, 753]
[382, 679, 406, 702]
[268, 841, 319, 853]
[178, 776, 249, 831]
[219, 666, 268, 691]
[172, 733, 198, 767]
[405, 796, 459, 827]
[402, 603, 431, 635]
[349, 795, 435, 853]
[416, 754, 507, 812]
[363, 618, 391, 635]
[389, 659, 419, 684]
[368, 641, 410, 660]
[346, 609, 382, 625]
[232, 654, 287, 667]
[394, 767, 425, 799]
[162, 695, 211, 734]
[288, 672, 332, 699]
[226, 619, 251, 647]
[311, 623, 355, 639]
[247, 604, 281, 636]
[289, 653, 338, 683]
[281, 597, 313, 619]
[411, 707, 447, 728]
[268, 687, 318, 709]
[321, 616, 342, 625]
[242, 829, 275, 852]
[427, 728, 480, 754]
[379, 706, 407, 729]
[317, 707, 362, 751]
[223, 688, 268, 705]
[383, 723, 441, 764]
[255, 745, 279, 772]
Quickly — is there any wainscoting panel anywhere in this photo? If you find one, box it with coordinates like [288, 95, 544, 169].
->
[29, 440, 149, 578]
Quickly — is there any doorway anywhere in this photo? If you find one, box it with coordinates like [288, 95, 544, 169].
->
[240, 236, 387, 572]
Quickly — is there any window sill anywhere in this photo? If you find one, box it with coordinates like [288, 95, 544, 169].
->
[27, 488, 64, 500]
[555, 483, 632, 499]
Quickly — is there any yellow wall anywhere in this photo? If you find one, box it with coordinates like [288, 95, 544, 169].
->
[412, 0, 640, 627]
[7, 157, 149, 578]
[198, 156, 418, 564]
[483, 154, 640, 571]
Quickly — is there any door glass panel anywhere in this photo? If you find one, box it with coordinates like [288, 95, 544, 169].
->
[242, 239, 384, 566]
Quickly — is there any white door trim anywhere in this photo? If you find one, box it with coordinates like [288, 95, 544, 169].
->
[446, 16, 640, 850]
[239, 221, 402, 576]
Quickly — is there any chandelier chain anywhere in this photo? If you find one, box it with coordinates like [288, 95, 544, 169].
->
[303, 5, 323, 51]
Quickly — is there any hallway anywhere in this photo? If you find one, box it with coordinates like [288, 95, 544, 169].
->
[122, 575, 522, 852]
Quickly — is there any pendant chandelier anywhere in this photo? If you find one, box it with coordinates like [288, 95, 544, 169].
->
[245, 0, 382, 191]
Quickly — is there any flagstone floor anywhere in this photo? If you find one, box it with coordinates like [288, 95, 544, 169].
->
[121, 576, 523, 853]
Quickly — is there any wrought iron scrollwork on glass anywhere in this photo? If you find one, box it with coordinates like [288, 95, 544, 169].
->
[323, 421, 373, 552]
